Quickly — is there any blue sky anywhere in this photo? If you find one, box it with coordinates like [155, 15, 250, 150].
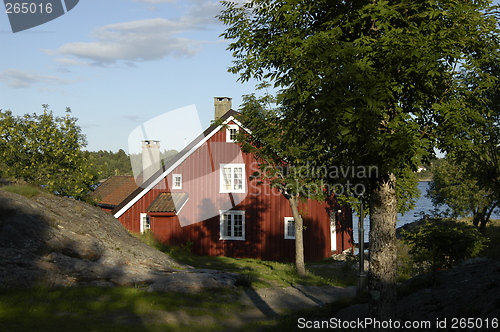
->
[0, 0, 256, 153]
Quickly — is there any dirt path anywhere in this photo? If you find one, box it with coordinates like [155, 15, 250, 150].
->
[220, 285, 357, 329]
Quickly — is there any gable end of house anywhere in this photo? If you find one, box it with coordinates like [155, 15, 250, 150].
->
[112, 110, 243, 218]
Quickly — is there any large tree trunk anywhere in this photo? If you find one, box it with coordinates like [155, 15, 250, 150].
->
[289, 194, 306, 276]
[368, 173, 397, 321]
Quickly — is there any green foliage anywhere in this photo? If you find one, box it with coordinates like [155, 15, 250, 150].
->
[395, 168, 420, 216]
[479, 219, 500, 260]
[221, 0, 500, 178]
[402, 218, 488, 272]
[237, 92, 329, 200]
[0, 106, 98, 201]
[86, 149, 132, 180]
[396, 241, 417, 281]
[428, 158, 499, 232]
[1, 184, 42, 198]
[220, 0, 500, 193]
[434, 3, 500, 215]
[180, 239, 193, 253]
[233, 273, 255, 287]
[134, 231, 171, 254]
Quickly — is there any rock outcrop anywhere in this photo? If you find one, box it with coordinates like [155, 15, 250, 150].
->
[0, 189, 235, 291]
[335, 259, 500, 331]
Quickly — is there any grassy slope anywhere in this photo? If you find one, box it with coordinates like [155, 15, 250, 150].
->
[137, 231, 357, 289]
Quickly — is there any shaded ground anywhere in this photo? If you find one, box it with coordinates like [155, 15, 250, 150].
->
[241, 284, 356, 317]
[236, 285, 356, 328]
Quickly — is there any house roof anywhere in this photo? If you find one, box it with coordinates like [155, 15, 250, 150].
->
[91, 176, 138, 207]
[147, 192, 189, 213]
[112, 109, 243, 218]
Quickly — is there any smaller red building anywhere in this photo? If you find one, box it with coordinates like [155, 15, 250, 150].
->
[93, 99, 353, 262]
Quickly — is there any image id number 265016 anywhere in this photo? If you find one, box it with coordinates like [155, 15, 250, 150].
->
[5, 2, 53, 14]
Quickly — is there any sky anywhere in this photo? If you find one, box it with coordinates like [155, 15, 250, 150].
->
[0, 0, 256, 153]
[2, 1, 498, 155]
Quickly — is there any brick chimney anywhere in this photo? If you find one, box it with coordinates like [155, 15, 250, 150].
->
[214, 97, 232, 120]
[142, 140, 161, 183]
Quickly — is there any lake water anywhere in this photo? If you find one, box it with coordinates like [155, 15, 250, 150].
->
[352, 181, 500, 243]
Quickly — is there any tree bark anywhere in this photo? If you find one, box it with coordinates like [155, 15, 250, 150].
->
[368, 173, 397, 321]
[472, 209, 487, 235]
[289, 194, 306, 277]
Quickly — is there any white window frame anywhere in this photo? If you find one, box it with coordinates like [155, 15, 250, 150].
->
[172, 174, 182, 189]
[226, 124, 239, 142]
[284, 217, 296, 239]
[220, 210, 245, 240]
[220, 164, 246, 193]
[140, 213, 150, 233]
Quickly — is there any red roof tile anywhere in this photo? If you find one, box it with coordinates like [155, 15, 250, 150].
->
[91, 176, 138, 207]
[147, 192, 189, 213]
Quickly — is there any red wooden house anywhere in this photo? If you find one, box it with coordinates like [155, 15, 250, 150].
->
[93, 98, 353, 262]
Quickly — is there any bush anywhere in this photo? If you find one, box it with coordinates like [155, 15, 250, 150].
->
[402, 218, 488, 272]
[397, 241, 419, 281]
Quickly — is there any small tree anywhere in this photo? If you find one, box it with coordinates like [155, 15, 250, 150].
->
[0, 105, 98, 201]
[236, 92, 331, 276]
[428, 158, 499, 233]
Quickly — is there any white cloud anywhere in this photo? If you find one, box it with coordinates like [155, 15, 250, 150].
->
[186, 1, 224, 26]
[56, 19, 202, 65]
[0, 69, 74, 89]
[52, 1, 224, 66]
[54, 58, 89, 67]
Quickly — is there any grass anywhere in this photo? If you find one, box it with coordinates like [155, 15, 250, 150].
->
[135, 231, 358, 289]
[0, 286, 246, 332]
[1, 184, 42, 197]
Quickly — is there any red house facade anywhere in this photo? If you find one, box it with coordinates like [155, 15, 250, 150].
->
[93, 98, 353, 262]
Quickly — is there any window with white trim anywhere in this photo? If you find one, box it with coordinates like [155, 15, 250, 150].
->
[172, 174, 182, 189]
[220, 210, 245, 240]
[226, 124, 239, 142]
[284, 217, 295, 239]
[220, 164, 245, 193]
[140, 213, 150, 233]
